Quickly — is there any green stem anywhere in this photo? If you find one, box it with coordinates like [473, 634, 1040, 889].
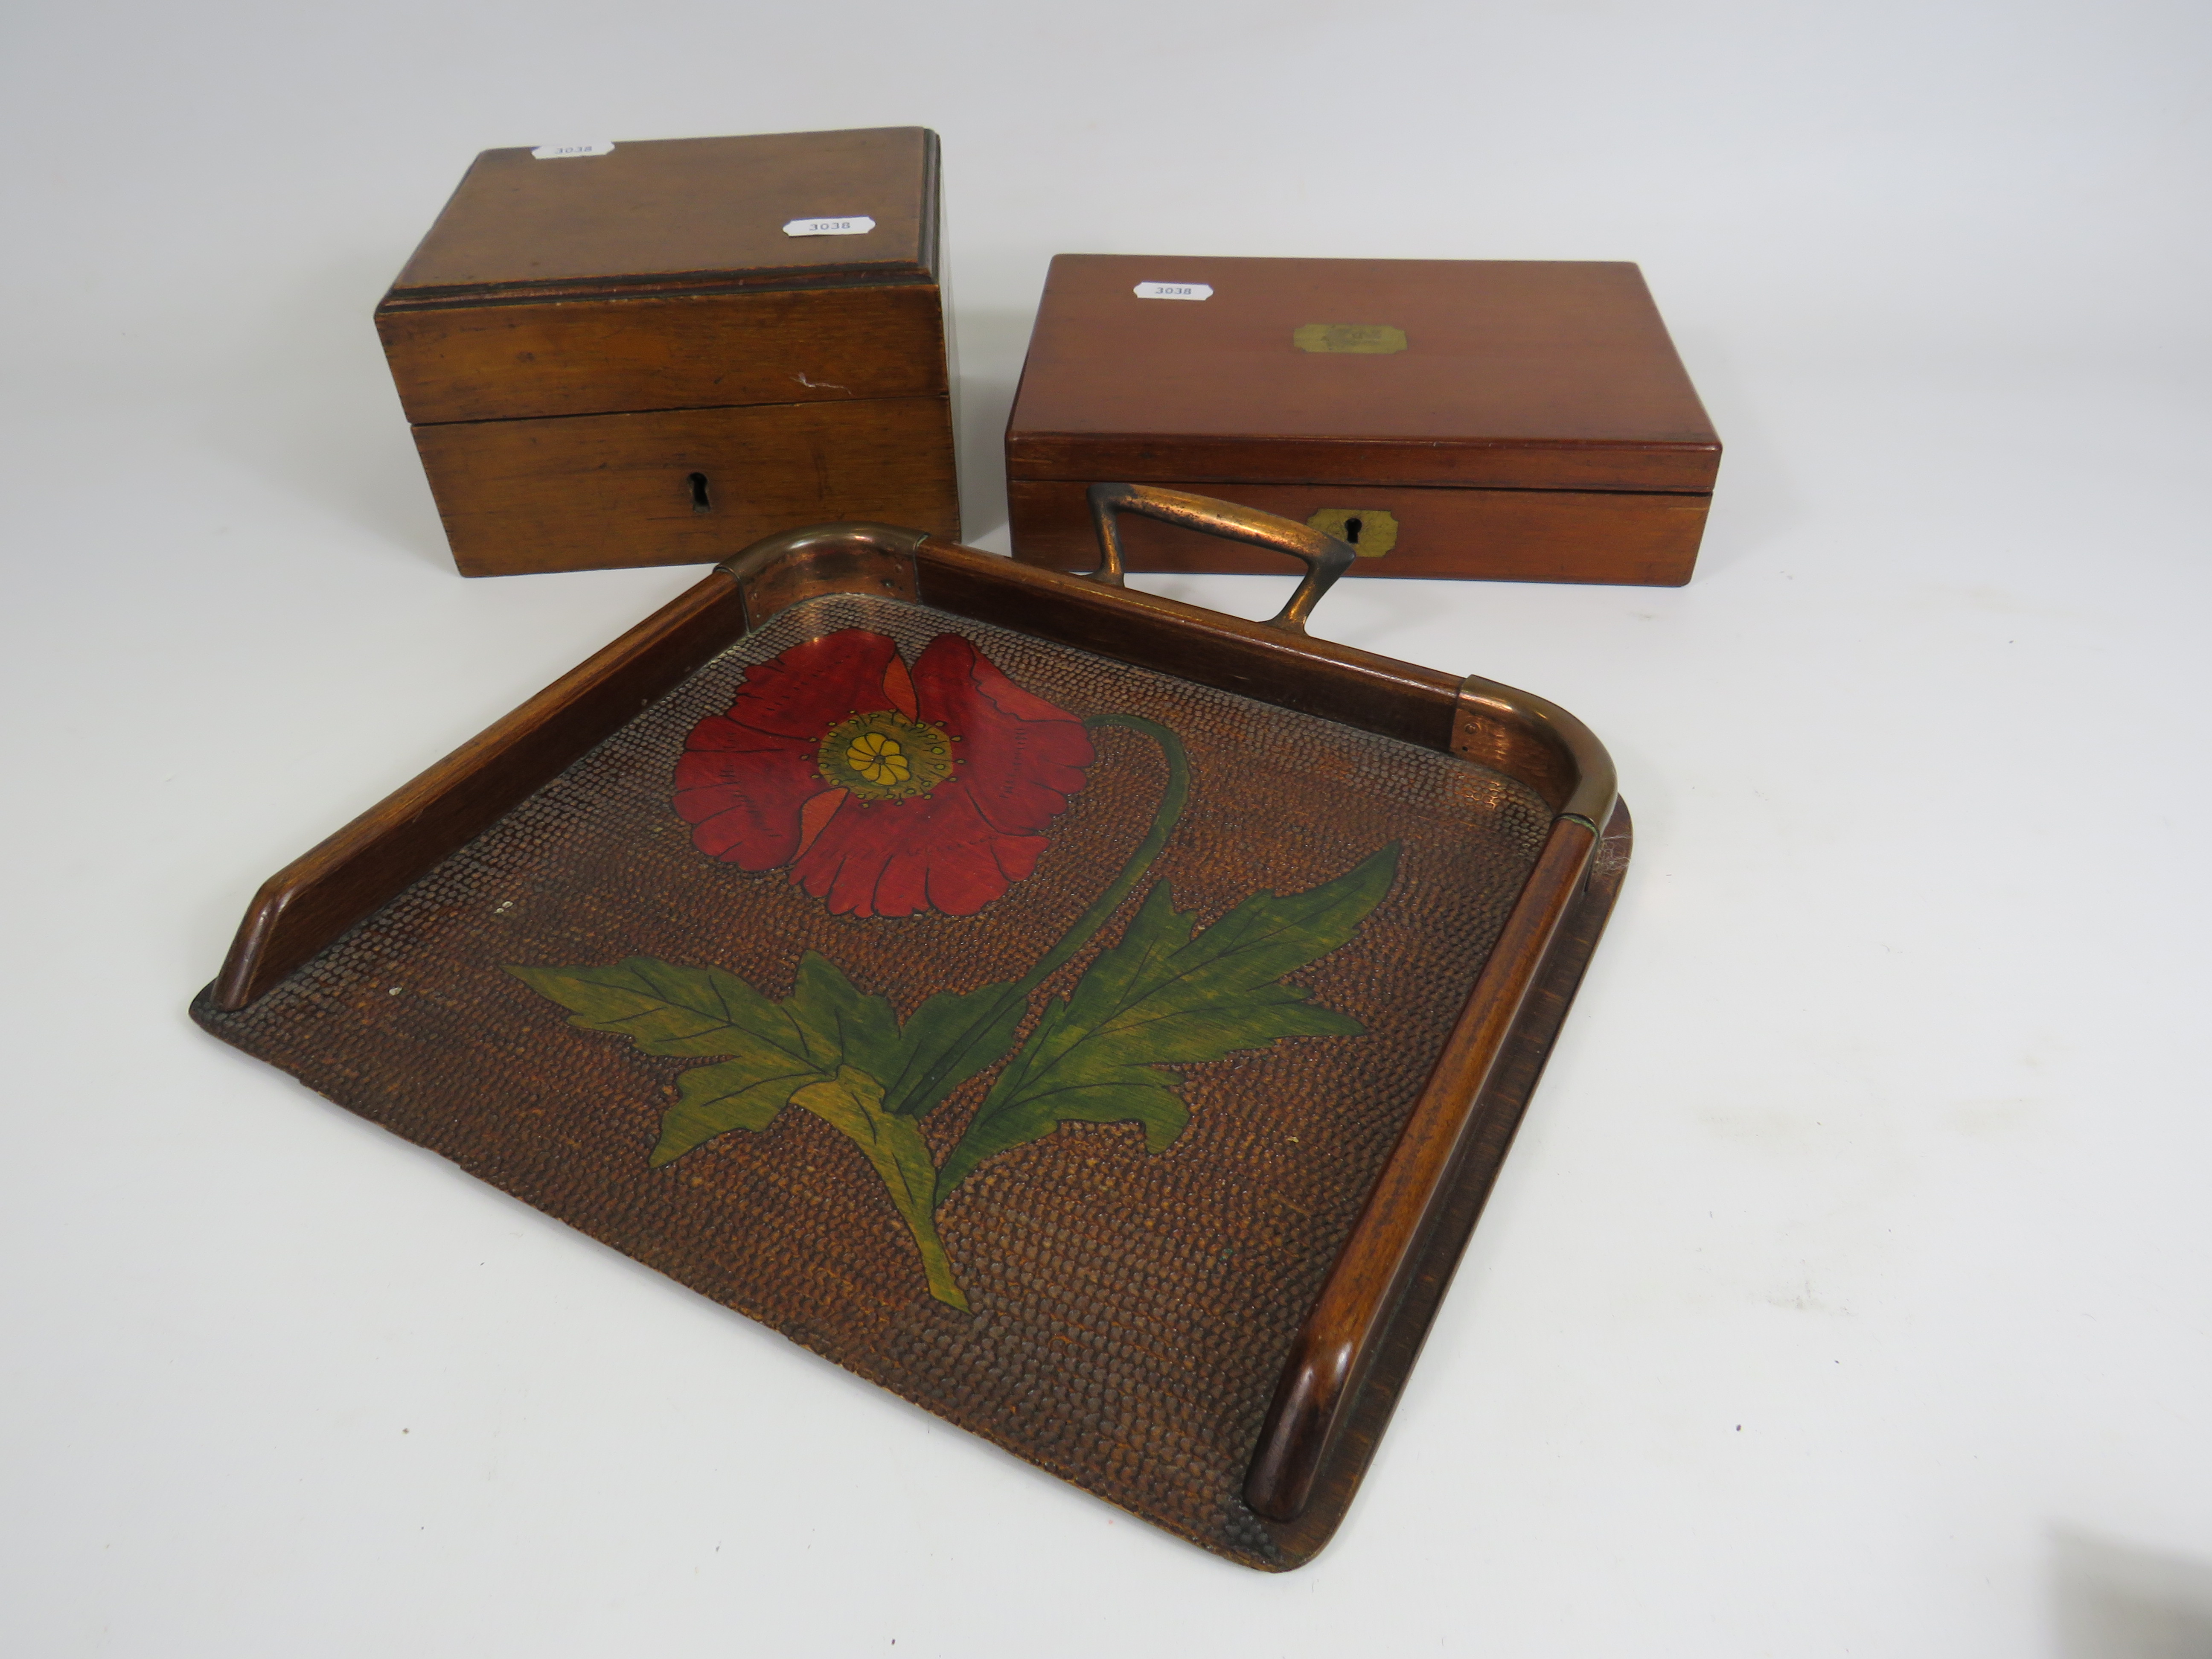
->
[903, 1205, 971, 1311]
[885, 715, 1190, 1129]
[792, 1066, 973, 1310]
[827, 719, 1189, 1308]
[1010, 716, 1191, 1000]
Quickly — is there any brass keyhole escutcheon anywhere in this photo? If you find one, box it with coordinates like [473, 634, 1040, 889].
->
[1306, 508, 1398, 559]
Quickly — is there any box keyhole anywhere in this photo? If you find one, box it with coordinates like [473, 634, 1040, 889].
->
[687, 472, 713, 514]
[1342, 516, 1363, 546]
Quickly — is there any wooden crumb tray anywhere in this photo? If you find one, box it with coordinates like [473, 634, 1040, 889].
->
[192, 487, 1630, 1569]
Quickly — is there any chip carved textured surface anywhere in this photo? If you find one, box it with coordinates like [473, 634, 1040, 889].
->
[194, 594, 1551, 1566]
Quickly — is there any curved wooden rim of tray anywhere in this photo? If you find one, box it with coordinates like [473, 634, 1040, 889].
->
[203, 504, 1629, 1566]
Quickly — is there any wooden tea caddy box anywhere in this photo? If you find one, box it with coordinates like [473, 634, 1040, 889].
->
[1005, 254, 1720, 585]
[376, 128, 960, 576]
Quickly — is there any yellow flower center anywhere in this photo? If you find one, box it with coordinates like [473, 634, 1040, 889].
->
[817, 709, 953, 801]
[844, 730, 910, 786]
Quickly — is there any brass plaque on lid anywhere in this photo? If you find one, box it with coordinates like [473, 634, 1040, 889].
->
[1292, 323, 1408, 355]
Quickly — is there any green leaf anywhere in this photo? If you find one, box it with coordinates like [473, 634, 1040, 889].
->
[933, 843, 1400, 1203]
[877, 977, 1029, 1120]
[792, 1067, 970, 1310]
[506, 955, 900, 1167]
[780, 951, 905, 1080]
[649, 1054, 826, 1167]
[504, 957, 811, 1063]
[506, 954, 992, 1307]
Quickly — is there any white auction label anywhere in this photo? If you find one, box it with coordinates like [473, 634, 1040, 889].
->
[1133, 281, 1212, 301]
[783, 215, 876, 237]
[530, 140, 615, 160]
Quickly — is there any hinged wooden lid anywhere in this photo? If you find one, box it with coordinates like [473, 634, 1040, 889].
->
[1006, 255, 1719, 493]
[379, 128, 940, 310]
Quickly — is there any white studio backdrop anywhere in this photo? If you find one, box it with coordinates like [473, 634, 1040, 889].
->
[2, 2, 2209, 1656]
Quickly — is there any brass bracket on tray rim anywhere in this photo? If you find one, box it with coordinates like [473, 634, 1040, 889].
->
[1454, 674, 1618, 836]
[717, 521, 928, 626]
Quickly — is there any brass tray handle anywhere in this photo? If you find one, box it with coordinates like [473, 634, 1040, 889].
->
[1085, 483, 1356, 634]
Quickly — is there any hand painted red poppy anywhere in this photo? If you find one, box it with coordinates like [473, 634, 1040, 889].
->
[673, 631, 1095, 918]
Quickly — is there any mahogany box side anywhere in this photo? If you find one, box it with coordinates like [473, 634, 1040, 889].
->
[376, 129, 960, 576]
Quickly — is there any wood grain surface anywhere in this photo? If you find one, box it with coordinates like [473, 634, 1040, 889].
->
[1258, 800, 1633, 1563]
[1246, 814, 1599, 1521]
[212, 570, 754, 1009]
[376, 128, 955, 576]
[385, 128, 937, 301]
[379, 284, 949, 424]
[1005, 254, 1720, 492]
[914, 536, 1462, 748]
[1009, 478, 1707, 586]
[414, 396, 958, 576]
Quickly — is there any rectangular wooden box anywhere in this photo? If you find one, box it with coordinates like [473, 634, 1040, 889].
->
[377, 128, 960, 576]
[1004, 255, 1719, 585]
